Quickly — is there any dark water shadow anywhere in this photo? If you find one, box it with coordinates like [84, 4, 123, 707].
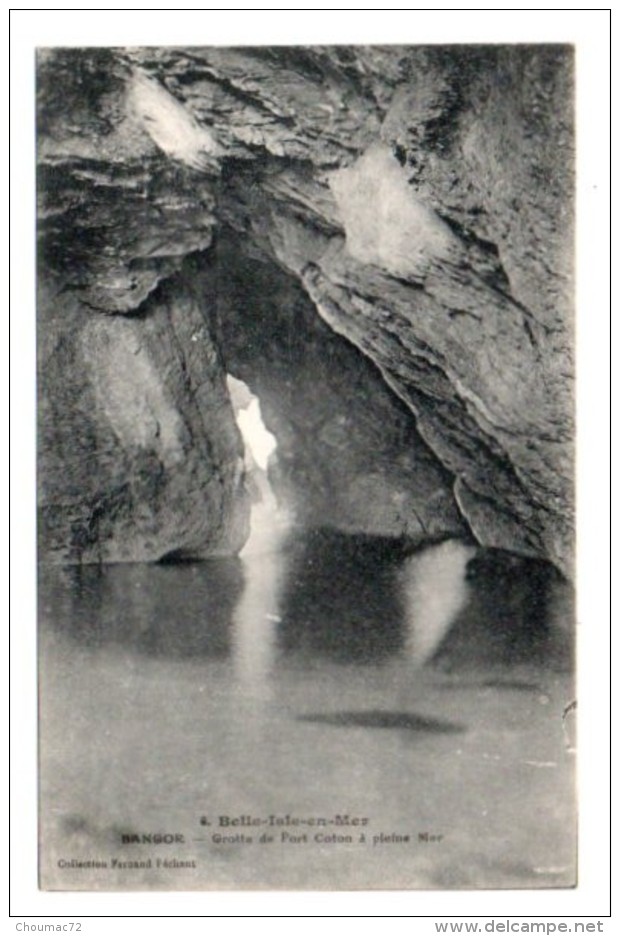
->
[430, 550, 574, 672]
[38, 559, 245, 659]
[297, 709, 465, 733]
[277, 528, 409, 664]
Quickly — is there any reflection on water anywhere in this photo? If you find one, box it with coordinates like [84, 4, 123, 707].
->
[231, 499, 287, 697]
[38, 530, 576, 890]
[42, 559, 245, 659]
[399, 539, 477, 666]
[40, 531, 573, 673]
[433, 549, 573, 672]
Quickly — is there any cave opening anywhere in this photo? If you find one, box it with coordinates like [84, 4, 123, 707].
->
[211, 227, 469, 553]
[226, 373, 289, 558]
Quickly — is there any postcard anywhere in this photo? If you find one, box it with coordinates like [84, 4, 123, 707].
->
[36, 41, 577, 892]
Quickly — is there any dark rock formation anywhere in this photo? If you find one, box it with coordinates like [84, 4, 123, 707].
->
[38, 265, 249, 564]
[36, 44, 574, 574]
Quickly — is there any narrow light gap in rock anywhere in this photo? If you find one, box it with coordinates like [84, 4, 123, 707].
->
[226, 373, 289, 559]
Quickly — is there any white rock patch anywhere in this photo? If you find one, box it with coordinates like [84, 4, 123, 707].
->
[128, 70, 221, 169]
[329, 143, 455, 278]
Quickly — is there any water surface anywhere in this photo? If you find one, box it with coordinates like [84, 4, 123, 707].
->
[38, 530, 576, 890]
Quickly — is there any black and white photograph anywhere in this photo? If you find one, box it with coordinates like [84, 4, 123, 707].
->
[11, 11, 610, 914]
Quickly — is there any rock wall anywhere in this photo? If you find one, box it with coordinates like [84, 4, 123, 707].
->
[36, 44, 574, 574]
[38, 265, 249, 563]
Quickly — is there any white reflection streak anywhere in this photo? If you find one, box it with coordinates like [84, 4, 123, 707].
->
[227, 373, 289, 700]
[400, 540, 477, 667]
[232, 505, 288, 701]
